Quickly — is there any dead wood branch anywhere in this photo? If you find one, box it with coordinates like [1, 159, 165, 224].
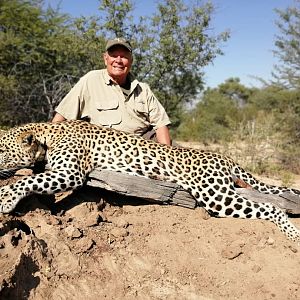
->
[87, 169, 300, 214]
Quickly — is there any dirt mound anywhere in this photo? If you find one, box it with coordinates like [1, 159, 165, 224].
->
[0, 179, 300, 299]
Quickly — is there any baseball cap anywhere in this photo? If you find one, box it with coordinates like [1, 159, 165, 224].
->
[105, 38, 132, 52]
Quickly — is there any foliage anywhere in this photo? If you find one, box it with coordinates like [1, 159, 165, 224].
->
[0, 0, 106, 125]
[177, 77, 300, 174]
[99, 0, 134, 37]
[138, 0, 229, 126]
[0, 0, 229, 127]
[176, 78, 254, 142]
[272, 0, 300, 89]
[100, 0, 230, 126]
[176, 0, 300, 175]
[249, 85, 300, 140]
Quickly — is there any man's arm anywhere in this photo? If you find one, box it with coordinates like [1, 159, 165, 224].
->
[156, 126, 171, 145]
[52, 113, 66, 123]
[143, 84, 171, 145]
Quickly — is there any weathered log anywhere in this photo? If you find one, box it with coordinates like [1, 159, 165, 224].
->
[237, 189, 300, 214]
[87, 169, 300, 214]
[87, 169, 196, 209]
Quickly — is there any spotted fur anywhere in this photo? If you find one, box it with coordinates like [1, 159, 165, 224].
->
[0, 120, 299, 242]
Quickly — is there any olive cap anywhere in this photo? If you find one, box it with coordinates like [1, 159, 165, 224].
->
[105, 38, 132, 52]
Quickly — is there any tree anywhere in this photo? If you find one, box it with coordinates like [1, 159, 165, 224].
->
[99, 0, 134, 38]
[176, 79, 254, 142]
[0, 0, 105, 125]
[217, 77, 254, 108]
[272, 0, 300, 89]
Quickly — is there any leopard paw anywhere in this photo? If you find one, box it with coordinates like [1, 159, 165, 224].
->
[0, 185, 20, 213]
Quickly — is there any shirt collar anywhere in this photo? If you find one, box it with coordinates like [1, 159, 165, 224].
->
[103, 69, 137, 87]
[103, 69, 113, 85]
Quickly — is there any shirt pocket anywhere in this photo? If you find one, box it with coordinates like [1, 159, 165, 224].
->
[93, 89, 121, 126]
[96, 109, 122, 126]
[131, 99, 150, 121]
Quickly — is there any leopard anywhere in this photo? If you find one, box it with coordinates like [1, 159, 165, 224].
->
[0, 120, 299, 242]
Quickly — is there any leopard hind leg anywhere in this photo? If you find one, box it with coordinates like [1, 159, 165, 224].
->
[232, 165, 300, 196]
[194, 189, 300, 242]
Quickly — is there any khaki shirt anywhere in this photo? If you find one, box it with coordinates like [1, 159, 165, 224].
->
[55, 69, 170, 135]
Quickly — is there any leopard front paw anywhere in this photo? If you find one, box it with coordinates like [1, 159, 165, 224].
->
[0, 185, 20, 213]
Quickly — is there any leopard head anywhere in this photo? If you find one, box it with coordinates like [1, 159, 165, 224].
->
[0, 128, 45, 174]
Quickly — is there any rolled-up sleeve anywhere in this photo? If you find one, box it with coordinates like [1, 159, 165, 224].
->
[145, 85, 171, 130]
[55, 77, 87, 120]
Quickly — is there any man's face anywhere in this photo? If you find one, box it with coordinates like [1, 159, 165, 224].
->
[104, 46, 133, 82]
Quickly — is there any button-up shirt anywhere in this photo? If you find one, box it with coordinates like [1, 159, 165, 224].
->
[55, 69, 170, 135]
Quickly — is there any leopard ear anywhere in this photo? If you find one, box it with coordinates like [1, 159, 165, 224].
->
[21, 133, 36, 146]
[0, 129, 6, 137]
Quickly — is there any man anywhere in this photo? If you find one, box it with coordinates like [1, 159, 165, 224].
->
[52, 38, 171, 145]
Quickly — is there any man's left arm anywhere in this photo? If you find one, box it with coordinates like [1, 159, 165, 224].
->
[144, 84, 172, 145]
[156, 125, 171, 145]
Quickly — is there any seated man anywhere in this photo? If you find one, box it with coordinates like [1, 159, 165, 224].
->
[52, 37, 171, 145]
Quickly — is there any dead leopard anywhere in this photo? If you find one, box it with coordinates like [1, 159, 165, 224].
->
[0, 120, 299, 242]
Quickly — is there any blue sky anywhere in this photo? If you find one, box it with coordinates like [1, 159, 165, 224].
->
[45, 0, 294, 88]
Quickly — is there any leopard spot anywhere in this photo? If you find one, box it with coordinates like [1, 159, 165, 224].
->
[244, 207, 252, 214]
[225, 208, 233, 215]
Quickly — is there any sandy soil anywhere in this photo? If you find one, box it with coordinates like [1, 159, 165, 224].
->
[0, 173, 300, 300]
